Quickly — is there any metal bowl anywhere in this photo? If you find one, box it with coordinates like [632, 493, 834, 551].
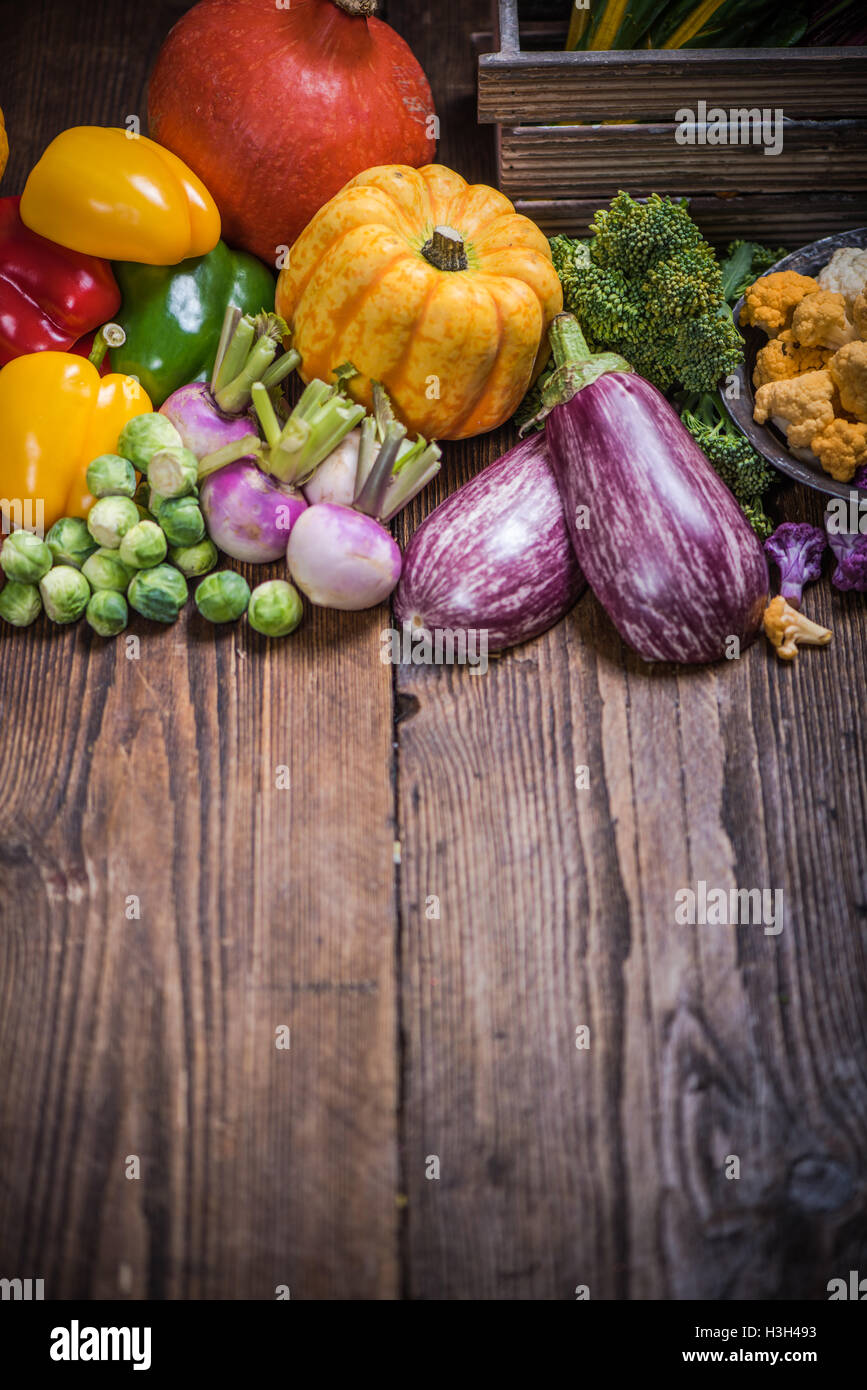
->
[725, 227, 867, 500]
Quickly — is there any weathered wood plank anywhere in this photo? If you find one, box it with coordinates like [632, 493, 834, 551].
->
[479, 43, 867, 125]
[499, 121, 867, 198]
[513, 194, 867, 244]
[0, 0, 399, 1300]
[396, 0, 867, 1301]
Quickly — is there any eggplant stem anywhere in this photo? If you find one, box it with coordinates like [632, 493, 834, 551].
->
[549, 313, 592, 368]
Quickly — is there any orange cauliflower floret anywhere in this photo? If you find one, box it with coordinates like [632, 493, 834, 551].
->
[763, 596, 831, 662]
[853, 291, 867, 341]
[810, 419, 867, 482]
[829, 340, 867, 421]
[753, 370, 836, 450]
[741, 271, 819, 336]
[753, 330, 832, 388]
[790, 289, 857, 350]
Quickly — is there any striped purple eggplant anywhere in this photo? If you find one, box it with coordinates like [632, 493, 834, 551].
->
[394, 432, 586, 651]
[543, 315, 769, 664]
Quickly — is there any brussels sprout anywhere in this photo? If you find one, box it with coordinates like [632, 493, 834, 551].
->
[119, 520, 167, 571]
[85, 453, 137, 499]
[46, 516, 98, 570]
[39, 565, 91, 624]
[87, 496, 140, 549]
[117, 413, 182, 473]
[169, 539, 218, 578]
[247, 580, 303, 637]
[0, 579, 42, 627]
[86, 589, 128, 637]
[128, 563, 189, 624]
[1, 530, 52, 584]
[148, 488, 166, 516]
[195, 570, 251, 623]
[148, 446, 199, 499]
[82, 548, 135, 593]
[158, 496, 206, 548]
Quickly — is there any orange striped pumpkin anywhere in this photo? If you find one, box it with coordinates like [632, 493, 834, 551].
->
[276, 164, 562, 441]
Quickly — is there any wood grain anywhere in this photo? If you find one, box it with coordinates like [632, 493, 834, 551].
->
[1, 0, 866, 1305]
[498, 121, 867, 198]
[0, 0, 399, 1300]
[514, 193, 867, 244]
[478, 1, 867, 124]
[394, 0, 867, 1300]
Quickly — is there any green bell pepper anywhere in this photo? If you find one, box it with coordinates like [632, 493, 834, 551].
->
[110, 240, 276, 407]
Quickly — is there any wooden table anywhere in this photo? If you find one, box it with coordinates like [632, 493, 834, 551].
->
[1, 0, 865, 1301]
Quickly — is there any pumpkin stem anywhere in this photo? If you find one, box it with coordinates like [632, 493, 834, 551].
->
[333, 0, 378, 16]
[421, 225, 468, 273]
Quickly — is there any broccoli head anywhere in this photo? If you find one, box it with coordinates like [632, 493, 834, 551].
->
[550, 193, 743, 395]
[680, 391, 776, 534]
[764, 522, 826, 608]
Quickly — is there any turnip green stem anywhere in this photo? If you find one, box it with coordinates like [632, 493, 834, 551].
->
[270, 389, 366, 485]
[355, 415, 379, 492]
[381, 452, 442, 522]
[212, 316, 255, 396]
[259, 348, 300, 391]
[198, 434, 262, 480]
[215, 335, 277, 413]
[354, 422, 407, 518]
[372, 381, 396, 441]
[251, 382, 283, 449]
[210, 306, 242, 393]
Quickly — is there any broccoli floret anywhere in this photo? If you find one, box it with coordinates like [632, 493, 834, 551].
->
[742, 501, 775, 542]
[550, 192, 744, 395]
[764, 522, 826, 607]
[681, 392, 775, 498]
[720, 240, 789, 306]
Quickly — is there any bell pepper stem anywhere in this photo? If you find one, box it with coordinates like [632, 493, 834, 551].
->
[210, 306, 242, 393]
[251, 382, 284, 449]
[214, 335, 277, 413]
[197, 434, 263, 480]
[88, 322, 126, 368]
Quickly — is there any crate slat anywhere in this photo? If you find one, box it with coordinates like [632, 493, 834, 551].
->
[514, 194, 867, 245]
[480, 48, 867, 124]
[499, 120, 867, 197]
[479, 0, 867, 124]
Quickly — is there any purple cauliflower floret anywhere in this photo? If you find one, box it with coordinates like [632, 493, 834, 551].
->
[855, 464, 867, 490]
[826, 524, 867, 592]
[764, 522, 826, 608]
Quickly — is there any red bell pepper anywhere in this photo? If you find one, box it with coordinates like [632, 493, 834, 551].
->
[0, 195, 121, 366]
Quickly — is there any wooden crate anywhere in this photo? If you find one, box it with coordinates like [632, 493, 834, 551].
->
[477, 0, 867, 242]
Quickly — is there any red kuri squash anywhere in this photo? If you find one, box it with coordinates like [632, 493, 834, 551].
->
[148, 0, 437, 264]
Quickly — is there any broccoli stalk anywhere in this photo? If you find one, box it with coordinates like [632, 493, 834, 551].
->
[679, 391, 776, 537]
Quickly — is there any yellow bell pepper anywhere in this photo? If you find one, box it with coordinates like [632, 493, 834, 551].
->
[0, 107, 8, 185]
[19, 127, 220, 265]
[0, 352, 152, 533]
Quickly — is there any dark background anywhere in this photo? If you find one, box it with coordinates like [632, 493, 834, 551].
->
[0, 0, 865, 1300]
